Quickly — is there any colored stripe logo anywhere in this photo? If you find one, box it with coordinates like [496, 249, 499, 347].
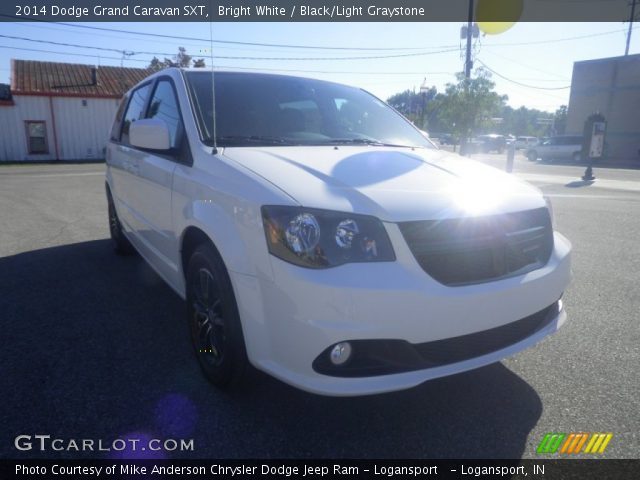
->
[537, 433, 613, 454]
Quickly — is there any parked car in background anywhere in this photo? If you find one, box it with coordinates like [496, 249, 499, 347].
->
[434, 133, 456, 145]
[105, 68, 571, 396]
[514, 136, 539, 150]
[477, 134, 506, 153]
[527, 135, 583, 162]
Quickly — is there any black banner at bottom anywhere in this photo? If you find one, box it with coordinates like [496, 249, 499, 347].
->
[3, 459, 638, 480]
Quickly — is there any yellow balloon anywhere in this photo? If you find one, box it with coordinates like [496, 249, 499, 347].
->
[476, 0, 523, 35]
[477, 22, 516, 35]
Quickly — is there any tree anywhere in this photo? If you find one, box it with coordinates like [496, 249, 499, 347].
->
[554, 105, 568, 135]
[147, 47, 203, 70]
[438, 68, 507, 152]
[387, 86, 437, 129]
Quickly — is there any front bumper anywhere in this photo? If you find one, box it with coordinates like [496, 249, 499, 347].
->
[231, 227, 571, 396]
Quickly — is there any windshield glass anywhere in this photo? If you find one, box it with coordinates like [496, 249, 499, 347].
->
[184, 71, 434, 149]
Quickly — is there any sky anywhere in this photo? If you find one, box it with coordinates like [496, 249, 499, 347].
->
[1, 21, 639, 113]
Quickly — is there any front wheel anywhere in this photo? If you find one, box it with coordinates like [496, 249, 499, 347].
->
[527, 150, 538, 162]
[186, 243, 248, 389]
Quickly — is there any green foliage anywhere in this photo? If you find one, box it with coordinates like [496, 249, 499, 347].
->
[554, 105, 568, 135]
[148, 47, 205, 71]
[387, 87, 437, 129]
[386, 69, 563, 139]
[437, 68, 507, 142]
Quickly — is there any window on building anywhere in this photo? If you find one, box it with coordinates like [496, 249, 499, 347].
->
[25, 121, 48, 154]
[121, 83, 151, 145]
[145, 80, 184, 149]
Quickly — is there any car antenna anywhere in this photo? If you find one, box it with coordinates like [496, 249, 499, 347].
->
[208, 11, 218, 155]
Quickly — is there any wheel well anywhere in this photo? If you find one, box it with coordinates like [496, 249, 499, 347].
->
[181, 226, 216, 279]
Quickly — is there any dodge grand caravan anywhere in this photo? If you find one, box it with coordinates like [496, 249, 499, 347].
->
[105, 68, 571, 396]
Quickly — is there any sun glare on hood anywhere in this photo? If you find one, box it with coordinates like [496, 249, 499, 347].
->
[448, 174, 520, 215]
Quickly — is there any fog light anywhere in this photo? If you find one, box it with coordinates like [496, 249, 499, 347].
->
[330, 342, 352, 366]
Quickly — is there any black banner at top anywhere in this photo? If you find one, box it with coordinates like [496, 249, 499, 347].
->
[0, 0, 636, 22]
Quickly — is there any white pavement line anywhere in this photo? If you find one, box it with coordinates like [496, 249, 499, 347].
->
[0, 172, 104, 178]
[517, 173, 640, 192]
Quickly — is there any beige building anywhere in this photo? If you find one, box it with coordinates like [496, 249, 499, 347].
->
[566, 54, 640, 164]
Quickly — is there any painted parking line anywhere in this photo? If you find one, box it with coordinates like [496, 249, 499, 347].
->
[0, 172, 104, 178]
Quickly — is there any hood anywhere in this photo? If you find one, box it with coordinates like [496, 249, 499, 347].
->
[222, 146, 545, 222]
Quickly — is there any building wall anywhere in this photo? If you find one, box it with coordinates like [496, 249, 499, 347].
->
[567, 54, 640, 162]
[52, 96, 120, 160]
[0, 95, 54, 161]
[0, 95, 120, 161]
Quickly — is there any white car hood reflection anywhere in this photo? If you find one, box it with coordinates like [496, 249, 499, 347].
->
[222, 146, 545, 222]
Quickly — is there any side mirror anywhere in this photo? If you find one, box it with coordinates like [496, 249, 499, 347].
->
[129, 118, 171, 151]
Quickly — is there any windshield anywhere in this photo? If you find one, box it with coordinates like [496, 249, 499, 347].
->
[184, 71, 434, 149]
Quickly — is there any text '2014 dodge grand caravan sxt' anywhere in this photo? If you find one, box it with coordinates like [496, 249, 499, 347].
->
[105, 68, 571, 396]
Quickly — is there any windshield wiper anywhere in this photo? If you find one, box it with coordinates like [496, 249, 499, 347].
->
[216, 135, 295, 146]
[323, 138, 416, 148]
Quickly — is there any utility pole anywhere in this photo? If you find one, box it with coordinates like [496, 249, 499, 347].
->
[465, 0, 474, 78]
[626, 0, 637, 56]
[460, 0, 475, 155]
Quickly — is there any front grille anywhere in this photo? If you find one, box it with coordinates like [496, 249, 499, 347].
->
[399, 208, 553, 286]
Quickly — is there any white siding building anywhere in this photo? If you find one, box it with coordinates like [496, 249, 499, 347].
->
[0, 60, 152, 162]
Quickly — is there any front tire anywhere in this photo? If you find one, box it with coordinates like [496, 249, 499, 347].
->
[186, 243, 248, 389]
[527, 150, 538, 162]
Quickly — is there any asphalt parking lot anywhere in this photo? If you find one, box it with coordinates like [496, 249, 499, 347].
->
[1, 156, 638, 459]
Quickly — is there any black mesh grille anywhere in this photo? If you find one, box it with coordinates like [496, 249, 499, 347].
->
[399, 208, 553, 286]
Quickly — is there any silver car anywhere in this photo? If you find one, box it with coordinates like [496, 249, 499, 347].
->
[527, 135, 583, 162]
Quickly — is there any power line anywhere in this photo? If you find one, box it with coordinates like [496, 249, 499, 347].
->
[0, 16, 450, 52]
[0, 33, 460, 61]
[33, 19, 639, 51]
[477, 59, 571, 90]
[0, 34, 133, 55]
[0, 42, 454, 76]
[487, 26, 638, 48]
[0, 44, 148, 63]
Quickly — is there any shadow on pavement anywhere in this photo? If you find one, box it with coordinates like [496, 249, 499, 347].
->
[1, 240, 542, 459]
[565, 180, 596, 188]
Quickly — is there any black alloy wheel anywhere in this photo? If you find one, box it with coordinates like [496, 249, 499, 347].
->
[186, 243, 247, 388]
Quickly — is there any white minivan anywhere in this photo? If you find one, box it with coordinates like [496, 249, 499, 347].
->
[105, 68, 571, 396]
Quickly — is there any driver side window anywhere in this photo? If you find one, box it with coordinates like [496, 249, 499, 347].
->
[145, 80, 184, 150]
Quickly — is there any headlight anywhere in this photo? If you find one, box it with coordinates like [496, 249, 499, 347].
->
[261, 206, 395, 268]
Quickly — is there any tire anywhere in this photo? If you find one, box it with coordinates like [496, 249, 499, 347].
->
[106, 188, 135, 255]
[186, 243, 248, 389]
[527, 150, 538, 162]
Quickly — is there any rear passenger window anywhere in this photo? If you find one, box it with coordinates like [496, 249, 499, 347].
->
[121, 83, 151, 145]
